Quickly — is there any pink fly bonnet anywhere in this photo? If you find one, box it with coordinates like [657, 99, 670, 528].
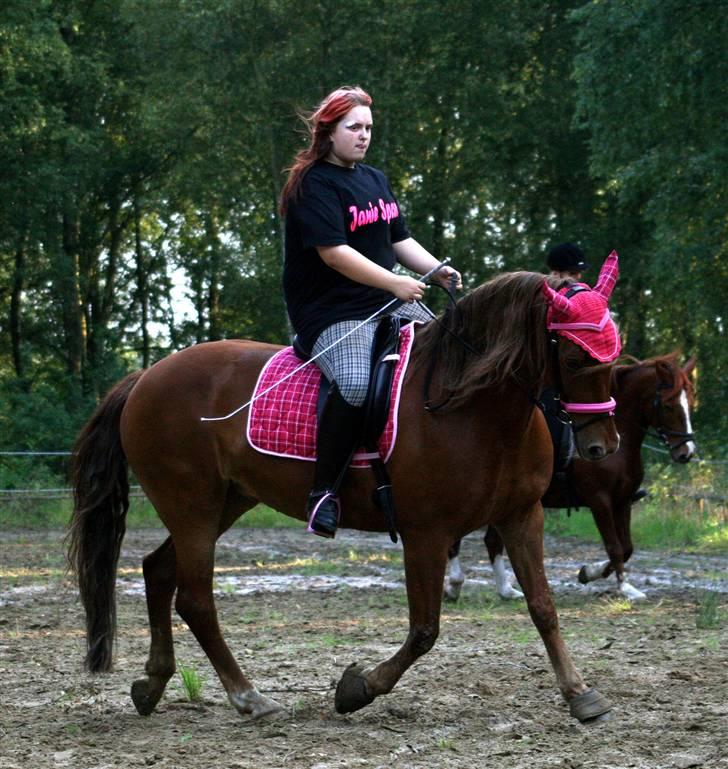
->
[542, 250, 622, 363]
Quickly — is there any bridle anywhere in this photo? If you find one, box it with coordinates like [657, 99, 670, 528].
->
[422, 281, 618, 426]
[547, 284, 616, 433]
[548, 334, 615, 433]
[647, 381, 695, 451]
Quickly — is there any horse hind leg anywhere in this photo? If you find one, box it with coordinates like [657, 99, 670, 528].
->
[443, 538, 464, 602]
[131, 536, 178, 716]
[485, 526, 524, 600]
[496, 505, 612, 722]
[170, 506, 282, 720]
[336, 534, 449, 714]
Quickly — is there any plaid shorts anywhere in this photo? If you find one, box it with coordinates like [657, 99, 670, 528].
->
[312, 302, 431, 406]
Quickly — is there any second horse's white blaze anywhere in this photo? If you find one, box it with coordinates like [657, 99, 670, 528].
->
[679, 389, 697, 457]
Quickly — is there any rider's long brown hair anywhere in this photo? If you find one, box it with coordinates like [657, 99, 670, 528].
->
[279, 86, 372, 217]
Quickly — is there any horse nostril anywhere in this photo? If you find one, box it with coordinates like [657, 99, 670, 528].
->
[588, 444, 606, 460]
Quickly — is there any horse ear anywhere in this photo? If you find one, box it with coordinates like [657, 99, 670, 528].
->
[655, 359, 674, 388]
[542, 280, 571, 315]
[683, 356, 697, 377]
[593, 250, 619, 301]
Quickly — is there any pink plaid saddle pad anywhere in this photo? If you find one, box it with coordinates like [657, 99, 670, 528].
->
[247, 322, 416, 468]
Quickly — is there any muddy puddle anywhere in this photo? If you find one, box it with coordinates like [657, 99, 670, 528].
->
[0, 527, 726, 769]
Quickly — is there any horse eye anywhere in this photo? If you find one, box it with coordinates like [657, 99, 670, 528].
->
[565, 358, 582, 371]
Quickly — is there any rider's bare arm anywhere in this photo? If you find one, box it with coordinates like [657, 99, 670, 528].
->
[316, 244, 425, 303]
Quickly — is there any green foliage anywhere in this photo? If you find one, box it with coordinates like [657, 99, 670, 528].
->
[1, 0, 725, 468]
[572, 0, 728, 439]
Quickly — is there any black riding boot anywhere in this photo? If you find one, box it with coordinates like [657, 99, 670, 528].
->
[306, 386, 365, 538]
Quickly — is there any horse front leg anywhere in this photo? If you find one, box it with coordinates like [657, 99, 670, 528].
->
[611, 502, 645, 601]
[577, 492, 621, 586]
[336, 534, 448, 713]
[496, 504, 612, 722]
[171, 518, 283, 720]
[578, 494, 645, 600]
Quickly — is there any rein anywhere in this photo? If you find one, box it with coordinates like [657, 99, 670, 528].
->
[422, 280, 479, 412]
[646, 382, 695, 449]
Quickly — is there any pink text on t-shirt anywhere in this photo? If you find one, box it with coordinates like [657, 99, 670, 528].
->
[349, 198, 400, 232]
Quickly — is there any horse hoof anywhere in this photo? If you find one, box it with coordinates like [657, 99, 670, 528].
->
[569, 687, 613, 722]
[131, 678, 161, 716]
[443, 583, 462, 602]
[335, 663, 376, 714]
[229, 689, 284, 720]
[498, 586, 525, 600]
[578, 566, 590, 585]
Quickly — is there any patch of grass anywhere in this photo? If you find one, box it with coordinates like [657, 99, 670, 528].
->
[598, 596, 634, 615]
[437, 737, 456, 751]
[543, 507, 602, 542]
[347, 549, 403, 566]
[699, 635, 720, 651]
[543, 500, 727, 555]
[178, 664, 204, 702]
[234, 505, 305, 528]
[695, 590, 721, 629]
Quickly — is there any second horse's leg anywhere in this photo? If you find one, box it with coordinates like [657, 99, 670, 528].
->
[336, 534, 449, 713]
[485, 526, 524, 600]
[443, 538, 464, 602]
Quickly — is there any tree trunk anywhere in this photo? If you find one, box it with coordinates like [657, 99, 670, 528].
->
[10, 235, 26, 381]
[134, 197, 151, 368]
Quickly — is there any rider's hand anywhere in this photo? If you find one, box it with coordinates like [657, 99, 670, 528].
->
[391, 274, 426, 303]
[432, 266, 462, 291]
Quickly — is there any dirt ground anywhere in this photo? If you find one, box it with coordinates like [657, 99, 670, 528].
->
[0, 527, 726, 769]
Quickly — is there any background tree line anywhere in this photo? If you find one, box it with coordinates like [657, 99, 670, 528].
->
[1, 0, 726, 463]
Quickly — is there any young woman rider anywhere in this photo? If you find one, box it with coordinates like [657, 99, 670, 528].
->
[279, 85, 461, 538]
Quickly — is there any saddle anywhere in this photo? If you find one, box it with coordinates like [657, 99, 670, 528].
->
[292, 316, 403, 542]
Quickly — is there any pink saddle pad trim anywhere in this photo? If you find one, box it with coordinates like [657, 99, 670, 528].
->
[246, 322, 416, 468]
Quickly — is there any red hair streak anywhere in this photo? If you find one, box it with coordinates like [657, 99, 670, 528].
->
[279, 86, 372, 216]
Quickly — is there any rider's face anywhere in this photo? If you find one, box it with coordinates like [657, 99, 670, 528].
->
[326, 105, 372, 168]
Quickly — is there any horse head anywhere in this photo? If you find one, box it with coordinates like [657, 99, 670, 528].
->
[542, 251, 622, 461]
[651, 355, 697, 463]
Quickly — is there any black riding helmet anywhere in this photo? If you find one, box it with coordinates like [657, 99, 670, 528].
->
[547, 243, 587, 272]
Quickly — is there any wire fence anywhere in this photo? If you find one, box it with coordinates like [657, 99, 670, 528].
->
[1, 446, 727, 502]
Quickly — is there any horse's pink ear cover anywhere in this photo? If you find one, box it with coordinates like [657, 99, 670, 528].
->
[542, 251, 622, 363]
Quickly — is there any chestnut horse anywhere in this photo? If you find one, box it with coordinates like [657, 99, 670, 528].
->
[68, 262, 621, 724]
[444, 353, 696, 602]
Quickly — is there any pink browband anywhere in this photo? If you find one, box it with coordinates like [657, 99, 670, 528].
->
[561, 398, 616, 415]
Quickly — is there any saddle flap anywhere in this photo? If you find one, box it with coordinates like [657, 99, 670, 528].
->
[363, 317, 403, 446]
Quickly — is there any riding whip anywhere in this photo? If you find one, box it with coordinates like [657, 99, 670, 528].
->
[199, 259, 451, 422]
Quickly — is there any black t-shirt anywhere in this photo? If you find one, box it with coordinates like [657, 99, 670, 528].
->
[283, 160, 410, 351]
